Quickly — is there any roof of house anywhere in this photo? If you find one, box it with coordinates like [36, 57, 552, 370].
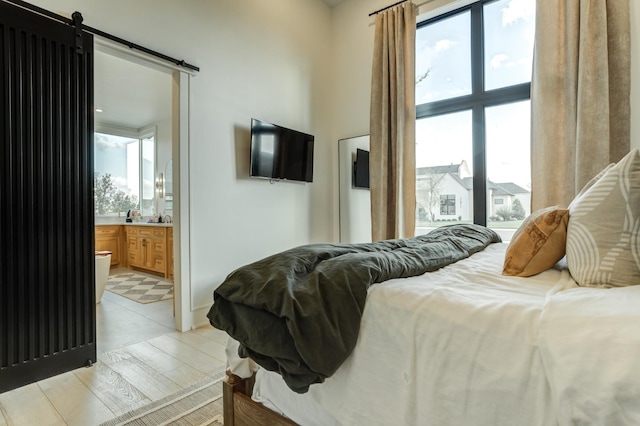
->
[492, 182, 530, 195]
[451, 174, 473, 190]
[417, 164, 460, 175]
[417, 163, 530, 195]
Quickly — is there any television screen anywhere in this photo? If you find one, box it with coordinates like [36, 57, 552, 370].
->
[250, 118, 314, 183]
[353, 148, 370, 189]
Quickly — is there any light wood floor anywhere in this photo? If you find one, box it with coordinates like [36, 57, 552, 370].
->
[0, 270, 227, 426]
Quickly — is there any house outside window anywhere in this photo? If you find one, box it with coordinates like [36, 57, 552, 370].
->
[415, 0, 535, 240]
[94, 126, 156, 217]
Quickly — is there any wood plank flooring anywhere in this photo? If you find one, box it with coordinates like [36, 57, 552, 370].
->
[0, 272, 228, 426]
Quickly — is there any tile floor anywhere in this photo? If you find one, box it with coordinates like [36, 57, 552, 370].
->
[0, 268, 228, 426]
[97, 268, 176, 354]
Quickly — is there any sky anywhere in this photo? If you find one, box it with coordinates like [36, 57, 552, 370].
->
[94, 133, 155, 198]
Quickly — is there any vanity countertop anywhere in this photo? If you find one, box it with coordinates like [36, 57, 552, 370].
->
[95, 222, 173, 227]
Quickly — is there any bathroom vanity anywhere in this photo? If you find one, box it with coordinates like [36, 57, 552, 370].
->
[125, 224, 171, 278]
[95, 223, 173, 279]
[95, 225, 124, 266]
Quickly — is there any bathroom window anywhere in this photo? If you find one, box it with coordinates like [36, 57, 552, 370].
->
[94, 127, 156, 217]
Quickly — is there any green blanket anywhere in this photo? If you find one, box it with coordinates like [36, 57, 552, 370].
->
[207, 224, 501, 393]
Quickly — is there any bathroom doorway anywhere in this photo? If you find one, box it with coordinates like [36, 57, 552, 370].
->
[93, 40, 190, 352]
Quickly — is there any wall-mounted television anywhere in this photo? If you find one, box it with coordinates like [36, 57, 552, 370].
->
[353, 148, 370, 189]
[250, 118, 314, 183]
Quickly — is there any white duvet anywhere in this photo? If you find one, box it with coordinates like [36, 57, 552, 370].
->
[539, 283, 640, 425]
[230, 243, 640, 425]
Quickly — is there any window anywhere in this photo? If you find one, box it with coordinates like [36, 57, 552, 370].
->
[94, 127, 156, 217]
[440, 194, 456, 215]
[415, 0, 535, 238]
[495, 198, 504, 205]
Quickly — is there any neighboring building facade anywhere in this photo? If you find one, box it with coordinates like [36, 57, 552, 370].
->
[416, 160, 530, 222]
[489, 181, 531, 220]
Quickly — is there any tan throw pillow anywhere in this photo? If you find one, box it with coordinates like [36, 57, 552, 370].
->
[503, 206, 570, 277]
[566, 149, 640, 287]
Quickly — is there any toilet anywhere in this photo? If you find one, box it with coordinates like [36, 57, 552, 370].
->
[95, 251, 112, 304]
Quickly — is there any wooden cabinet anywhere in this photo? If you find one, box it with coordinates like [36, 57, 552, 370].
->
[125, 226, 171, 278]
[95, 225, 123, 266]
[95, 224, 173, 278]
[125, 226, 141, 268]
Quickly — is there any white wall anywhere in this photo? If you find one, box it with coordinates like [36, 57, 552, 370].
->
[31, 0, 334, 329]
[329, 0, 386, 241]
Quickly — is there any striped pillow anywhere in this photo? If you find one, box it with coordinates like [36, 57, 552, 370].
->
[566, 149, 640, 287]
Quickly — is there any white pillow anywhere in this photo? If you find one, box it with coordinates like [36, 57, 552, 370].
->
[566, 149, 640, 287]
[568, 163, 614, 210]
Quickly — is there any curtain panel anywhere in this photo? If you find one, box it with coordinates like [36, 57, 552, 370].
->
[370, 2, 417, 241]
[531, 0, 630, 210]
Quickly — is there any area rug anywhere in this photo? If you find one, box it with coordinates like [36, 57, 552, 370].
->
[100, 370, 225, 426]
[106, 273, 173, 304]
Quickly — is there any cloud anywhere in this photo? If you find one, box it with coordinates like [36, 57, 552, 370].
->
[490, 54, 531, 69]
[434, 39, 457, 52]
[94, 133, 136, 151]
[502, 0, 535, 26]
[490, 54, 509, 68]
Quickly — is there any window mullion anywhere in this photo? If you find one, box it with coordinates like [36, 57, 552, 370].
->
[470, 2, 486, 226]
[472, 106, 486, 225]
[416, 82, 531, 119]
[470, 2, 484, 96]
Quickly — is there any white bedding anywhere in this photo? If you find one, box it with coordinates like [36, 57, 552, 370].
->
[539, 284, 640, 425]
[228, 242, 640, 425]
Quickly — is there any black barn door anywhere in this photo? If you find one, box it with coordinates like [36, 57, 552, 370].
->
[0, 1, 95, 393]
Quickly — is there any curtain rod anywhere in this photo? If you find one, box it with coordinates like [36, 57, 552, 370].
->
[369, 0, 408, 16]
[3, 0, 200, 72]
[369, 0, 434, 17]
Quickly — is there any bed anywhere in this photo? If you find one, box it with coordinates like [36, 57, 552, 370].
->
[208, 150, 640, 426]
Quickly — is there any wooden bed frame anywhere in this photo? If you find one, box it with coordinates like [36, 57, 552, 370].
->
[223, 370, 298, 426]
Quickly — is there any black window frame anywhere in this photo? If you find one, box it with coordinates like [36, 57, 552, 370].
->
[416, 0, 531, 225]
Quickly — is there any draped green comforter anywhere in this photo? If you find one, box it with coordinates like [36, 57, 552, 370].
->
[207, 224, 501, 393]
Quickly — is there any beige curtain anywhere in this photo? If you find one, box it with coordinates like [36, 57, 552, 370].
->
[370, 2, 417, 241]
[531, 0, 630, 210]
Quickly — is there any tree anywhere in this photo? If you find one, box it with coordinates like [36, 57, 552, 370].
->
[495, 207, 514, 222]
[416, 69, 431, 86]
[416, 171, 446, 223]
[511, 199, 526, 220]
[94, 172, 138, 215]
[94, 173, 117, 215]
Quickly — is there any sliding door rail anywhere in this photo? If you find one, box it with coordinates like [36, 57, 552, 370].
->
[2, 0, 200, 72]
